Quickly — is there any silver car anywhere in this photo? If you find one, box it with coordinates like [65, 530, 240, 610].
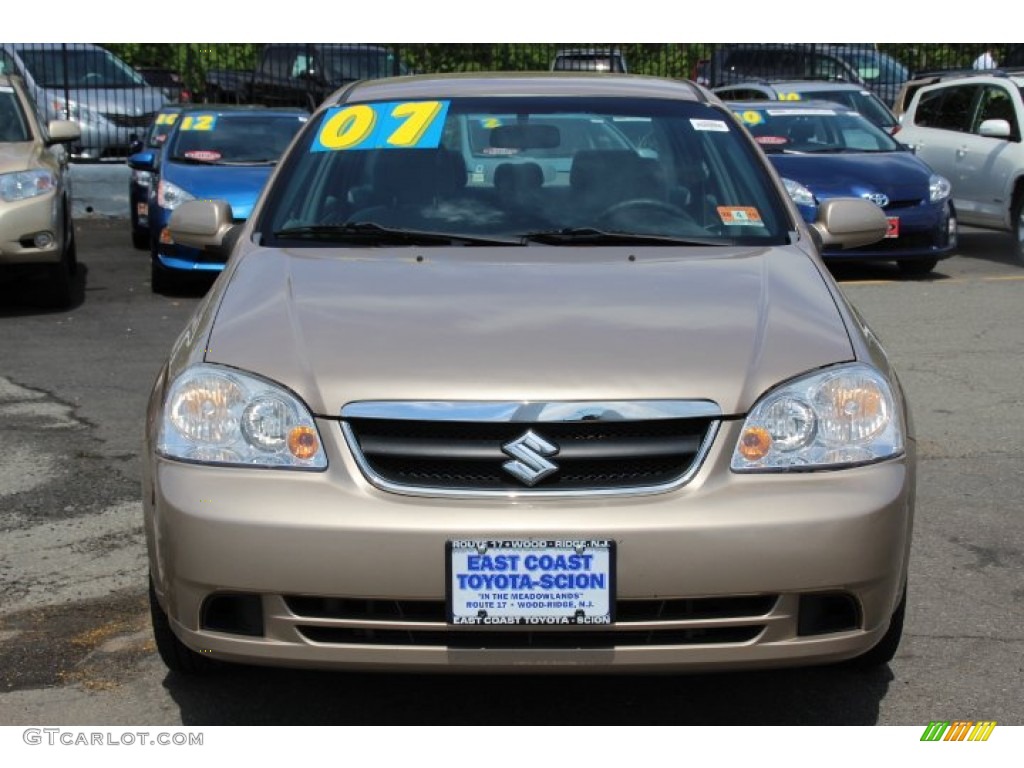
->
[0, 43, 165, 160]
[145, 73, 913, 675]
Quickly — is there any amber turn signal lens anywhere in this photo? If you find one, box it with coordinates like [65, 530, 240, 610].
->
[738, 427, 772, 461]
[288, 426, 320, 460]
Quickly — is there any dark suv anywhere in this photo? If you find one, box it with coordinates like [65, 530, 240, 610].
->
[703, 45, 909, 107]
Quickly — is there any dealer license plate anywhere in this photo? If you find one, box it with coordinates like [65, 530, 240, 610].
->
[447, 539, 615, 626]
[886, 217, 900, 238]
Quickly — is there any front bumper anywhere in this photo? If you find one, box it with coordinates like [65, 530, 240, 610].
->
[146, 419, 915, 672]
[0, 191, 63, 266]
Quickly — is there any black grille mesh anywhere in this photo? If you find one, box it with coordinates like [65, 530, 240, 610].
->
[345, 416, 714, 492]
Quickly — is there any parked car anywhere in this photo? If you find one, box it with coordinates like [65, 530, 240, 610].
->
[127, 104, 185, 249]
[550, 48, 627, 73]
[137, 67, 192, 104]
[895, 71, 1024, 264]
[705, 44, 909, 108]
[144, 72, 915, 677]
[0, 74, 80, 306]
[730, 100, 956, 275]
[713, 80, 899, 133]
[247, 44, 405, 109]
[0, 43, 165, 160]
[128, 105, 307, 292]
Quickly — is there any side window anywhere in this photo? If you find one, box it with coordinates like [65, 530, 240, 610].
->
[263, 47, 301, 78]
[914, 85, 977, 132]
[973, 86, 1019, 137]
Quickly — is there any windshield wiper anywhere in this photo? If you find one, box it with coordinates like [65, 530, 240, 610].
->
[521, 227, 723, 247]
[272, 222, 523, 246]
[218, 159, 279, 166]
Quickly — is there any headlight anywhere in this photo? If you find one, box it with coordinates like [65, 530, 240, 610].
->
[929, 174, 951, 202]
[0, 170, 57, 202]
[157, 364, 327, 469]
[51, 97, 102, 125]
[732, 363, 904, 472]
[157, 179, 195, 210]
[782, 177, 816, 207]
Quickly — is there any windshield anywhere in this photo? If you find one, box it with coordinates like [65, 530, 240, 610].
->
[147, 110, 181, 147]
[16, 47, 146, 89]
[808, 90, 897, 130]
[261, 96, 791, 246]
[168, 112, 307, 164]
[842, 51, 909, 85]
[733, 106, 902, 153]
[0, 88, 31, 142]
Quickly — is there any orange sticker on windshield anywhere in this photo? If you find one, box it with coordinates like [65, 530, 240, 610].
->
[717, 206, 764, 226]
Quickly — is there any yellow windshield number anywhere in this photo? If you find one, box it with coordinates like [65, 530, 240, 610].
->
[387, 101, 444, 147]
[180, 114, 216, 131]
[313, 100, 451, 152]
[318, 105, 377, 150]
[778, 92, 802, 101]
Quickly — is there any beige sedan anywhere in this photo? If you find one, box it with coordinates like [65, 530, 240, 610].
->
[145, 73, 913, 675]
[0, 75, 80, 307]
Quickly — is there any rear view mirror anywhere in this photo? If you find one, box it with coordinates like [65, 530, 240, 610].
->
[490, 124, 561, 150]
[46, 120, 81, 145]
[169, 200, 237, 254]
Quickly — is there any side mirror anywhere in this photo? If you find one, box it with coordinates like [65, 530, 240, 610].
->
[811, 198, 889, 250]
[978, 119, 1011, 139]
[46, 119, 81, 144]
[128, 151, 157, 171]
[169, 200, 237, 253]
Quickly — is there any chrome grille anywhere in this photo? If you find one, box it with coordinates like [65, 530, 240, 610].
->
[340, 400, 720, 498]
[102, 111, 156, 128]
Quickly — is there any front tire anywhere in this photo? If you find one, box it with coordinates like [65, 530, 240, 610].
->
[845, 586, 906, 669]
[1012, 192, 1024, 267]
[149, 577, 217, 675]
[39, 213, 76, 309]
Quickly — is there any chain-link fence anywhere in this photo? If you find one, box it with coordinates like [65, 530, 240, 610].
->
[2, 42, 1021, 160]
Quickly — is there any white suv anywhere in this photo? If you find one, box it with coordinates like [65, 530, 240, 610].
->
[897, 71, 1024, 264]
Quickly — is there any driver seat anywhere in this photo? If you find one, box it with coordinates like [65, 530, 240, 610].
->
[569, 150, 666, 215]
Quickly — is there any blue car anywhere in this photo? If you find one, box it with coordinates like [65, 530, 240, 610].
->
[129, 106, 308, 292]
[730, 100, 957, 275]
[128, 105, 184, 250]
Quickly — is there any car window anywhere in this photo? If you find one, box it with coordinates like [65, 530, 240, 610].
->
[15, 47, 145, 88]
[914, 85, 978, 131]
[168, 113, 307, 164]
[734, 106, 901, 153]
[973, 85, 1019, 137]
[320, 48, 402, 81]
[0, 87, 31, 142]
[715, 87, 771, 101]
[811, 89, 897, 129]
[262, 96, 791, 246]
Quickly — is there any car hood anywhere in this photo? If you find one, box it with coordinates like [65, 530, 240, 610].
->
[769, 151, 932, 201]
[0, 141, 38, 173]
[203, 244, 854, 416]
[46, 86, 165, 116]
[163, 163, 275, 220]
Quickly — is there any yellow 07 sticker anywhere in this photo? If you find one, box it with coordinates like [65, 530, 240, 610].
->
[312, 100, 451, 152]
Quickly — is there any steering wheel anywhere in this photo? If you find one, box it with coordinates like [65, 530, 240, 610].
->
[82, 72, 104, 85]
[597, 198, 696, 226]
